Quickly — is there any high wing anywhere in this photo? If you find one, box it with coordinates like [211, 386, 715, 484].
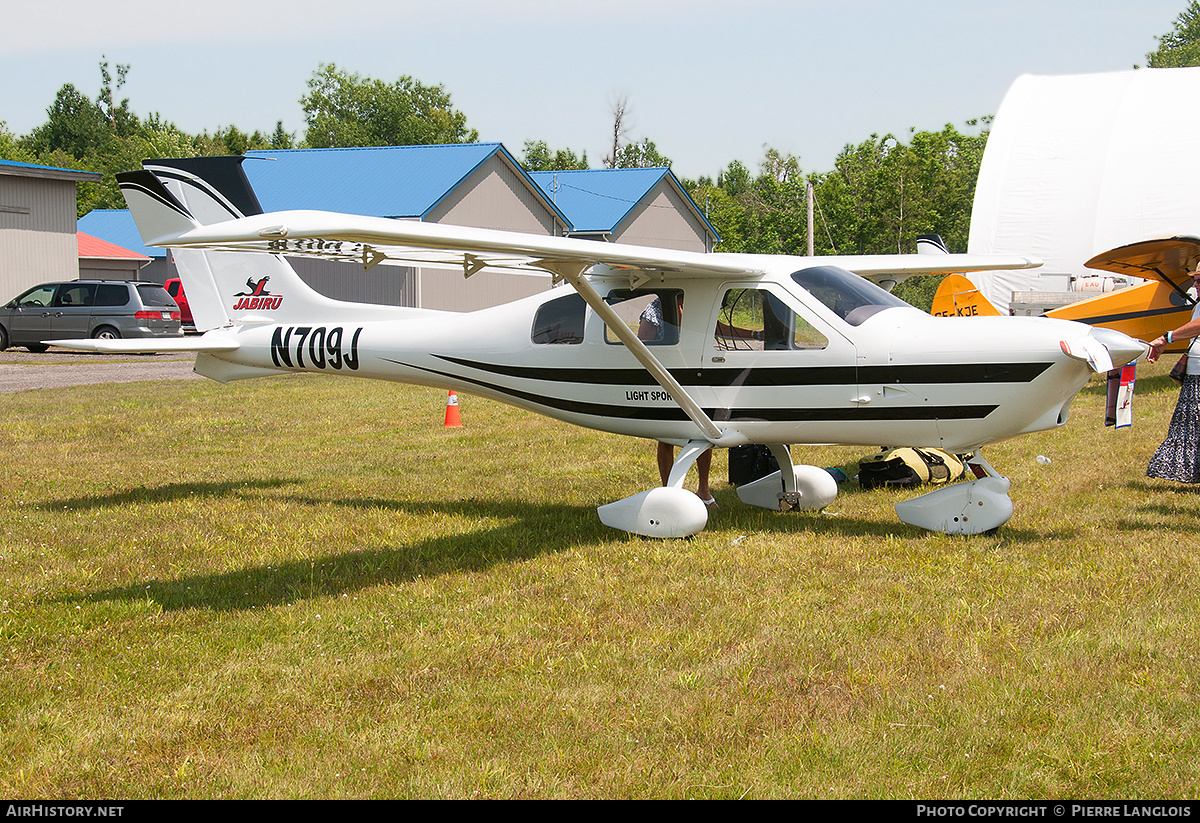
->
[140, 207, 1039, 287]
[133, 208, 759, 284]
[1085, 235, 1200, 300]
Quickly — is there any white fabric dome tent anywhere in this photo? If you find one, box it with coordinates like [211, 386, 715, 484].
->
[968, 68, 1200, 312]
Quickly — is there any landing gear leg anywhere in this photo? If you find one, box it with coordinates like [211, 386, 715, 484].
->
[735, 444, 839, 511]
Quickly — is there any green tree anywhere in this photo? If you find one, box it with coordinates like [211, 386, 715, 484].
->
[192, 125, 279, 156]
[269, 121, 296, 150]
[24, 83, 109, 160]
[300, 63, 478, 148]
[522, 140, 588, 171]
[808, 123, 989, 308]
[611, 137, 671, 169]
[0, 122, 35, 163]
[1146, 2, 1200, 67]
[25, 59, 138, 162]
[96, 58, 137, 137]
[683, 152, 809, 255]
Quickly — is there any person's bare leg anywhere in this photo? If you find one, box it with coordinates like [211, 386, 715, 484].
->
[697, 449, 714, 504]
[656, 441, 673, 486]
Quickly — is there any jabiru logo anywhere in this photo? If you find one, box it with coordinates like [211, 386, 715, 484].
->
[232, 276, 283, 311]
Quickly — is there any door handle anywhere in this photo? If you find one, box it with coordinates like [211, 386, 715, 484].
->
[852, 395, 872, 404]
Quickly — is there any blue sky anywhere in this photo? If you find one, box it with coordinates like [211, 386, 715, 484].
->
[1, 0, 1189, 180]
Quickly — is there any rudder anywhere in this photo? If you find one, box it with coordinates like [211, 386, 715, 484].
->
[119, 157, 344, 331]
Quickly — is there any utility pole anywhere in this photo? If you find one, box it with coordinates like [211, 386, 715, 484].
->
[806, 181, 815, 256]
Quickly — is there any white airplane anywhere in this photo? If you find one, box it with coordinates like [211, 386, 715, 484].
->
[56, 157, 1146, 537]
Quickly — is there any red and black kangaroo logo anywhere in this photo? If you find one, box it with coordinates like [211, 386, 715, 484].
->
[235, 277, 272, 297]
[231, 276, 283, 311]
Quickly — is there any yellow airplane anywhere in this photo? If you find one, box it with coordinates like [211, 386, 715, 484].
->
[930, 273, 1002, 318]
[931, 236, 1199, 353]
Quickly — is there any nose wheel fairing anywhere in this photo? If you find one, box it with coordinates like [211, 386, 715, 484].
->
[894, 453, 1013, 535]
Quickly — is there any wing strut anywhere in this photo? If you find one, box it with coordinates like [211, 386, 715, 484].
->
[541, 260, 729, 444]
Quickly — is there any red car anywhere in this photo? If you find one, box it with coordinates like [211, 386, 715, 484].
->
[164, 278, 194, 329]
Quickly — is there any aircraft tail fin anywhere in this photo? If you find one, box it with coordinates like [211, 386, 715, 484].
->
[916, 233, 950, 255]
[931, 273, 1003, 318]
[118, 157, 362, 331]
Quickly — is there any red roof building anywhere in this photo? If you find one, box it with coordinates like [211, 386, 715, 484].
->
[77, 231, 150, 280]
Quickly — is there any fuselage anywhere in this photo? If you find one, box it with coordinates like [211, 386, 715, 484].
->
[198, 262, 1100, 453]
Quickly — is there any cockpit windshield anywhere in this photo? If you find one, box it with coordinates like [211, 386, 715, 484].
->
[790, 265, 912, 326]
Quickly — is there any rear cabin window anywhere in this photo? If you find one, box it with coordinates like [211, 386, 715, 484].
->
[531, 293, 586, 344]
[137, 285, 176, 308]
[606, 289, 684, 346]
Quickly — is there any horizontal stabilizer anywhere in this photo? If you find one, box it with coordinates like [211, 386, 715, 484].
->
[46, 333, 240, 354]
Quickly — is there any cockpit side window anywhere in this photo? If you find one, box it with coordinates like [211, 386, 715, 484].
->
[531, 293, 586, 344]
[713, 288, 828, 351]
[790, 265, 910, 326]
[605, 289, 684, 346]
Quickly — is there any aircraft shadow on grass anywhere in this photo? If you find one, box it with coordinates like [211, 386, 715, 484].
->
[47, 479, 1064, 613]
[34, 478, 301, 512]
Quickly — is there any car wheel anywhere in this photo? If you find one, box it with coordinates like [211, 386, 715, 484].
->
[25, 344, 49, 353]
[91, 326, 121, 341]
[0, 324, 8, 351]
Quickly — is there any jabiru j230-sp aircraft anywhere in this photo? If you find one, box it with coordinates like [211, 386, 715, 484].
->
[53, 157, 1146, 538]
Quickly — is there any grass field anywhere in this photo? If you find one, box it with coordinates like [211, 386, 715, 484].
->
[1, 361, 1197, 799]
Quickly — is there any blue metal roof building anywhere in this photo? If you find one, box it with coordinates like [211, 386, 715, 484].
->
[242, 144, 570, 229]
[77, 144, 719, 309]
[529, 167, 719, 250]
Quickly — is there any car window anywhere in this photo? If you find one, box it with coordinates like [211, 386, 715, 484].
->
[166, 281, 180, 298]
[17, 285, 56, 307]
[54, 283, 97, 308]
[136, 285, 176, 308]
[95, 284, 131, 307]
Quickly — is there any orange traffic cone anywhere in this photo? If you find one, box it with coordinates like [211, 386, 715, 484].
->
[444, 390, 462, 428]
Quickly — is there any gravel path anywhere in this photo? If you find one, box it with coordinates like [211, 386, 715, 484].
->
[0, 349, 202, 393]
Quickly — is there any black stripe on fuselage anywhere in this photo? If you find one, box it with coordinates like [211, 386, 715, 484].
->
[433, 354, 1051, 387]
[1057, 305, 1193, 326]
[386, 358, 1000, 423]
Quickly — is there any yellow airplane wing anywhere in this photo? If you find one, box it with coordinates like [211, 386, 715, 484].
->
[1084, 236, 1200, 294]
[1074, 235, 1200, 351]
